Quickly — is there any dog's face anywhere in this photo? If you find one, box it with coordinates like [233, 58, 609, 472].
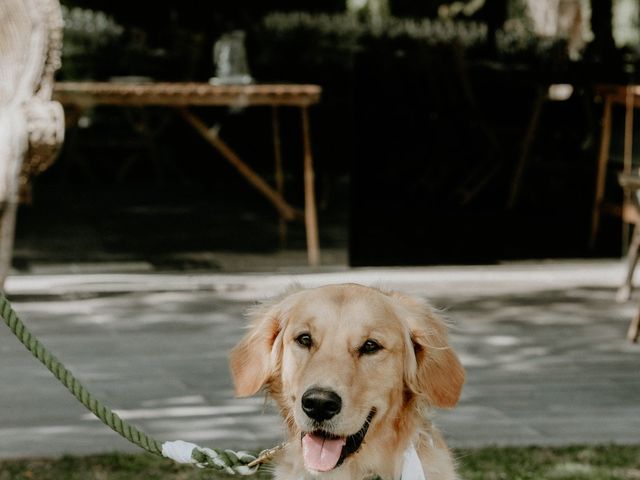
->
[230, 284, 464, 475]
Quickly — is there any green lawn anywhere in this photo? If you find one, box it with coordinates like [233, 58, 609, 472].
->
[0, 446, 638, 480]
[456, 446, 640, 480]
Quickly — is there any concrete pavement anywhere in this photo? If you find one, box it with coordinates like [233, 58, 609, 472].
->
[0, 260, 639, 459]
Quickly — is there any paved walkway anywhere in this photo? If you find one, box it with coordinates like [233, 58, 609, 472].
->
[1, 260, 639, 459]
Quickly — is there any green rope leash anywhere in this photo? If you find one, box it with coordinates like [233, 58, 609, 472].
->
[0, 294, 279, 474]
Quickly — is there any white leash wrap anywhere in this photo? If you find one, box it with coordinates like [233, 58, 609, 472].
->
[162, 440, 198, 464]
[401, 443, 426, 480]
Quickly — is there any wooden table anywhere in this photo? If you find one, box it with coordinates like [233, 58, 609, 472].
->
[53, 82, 322, 266]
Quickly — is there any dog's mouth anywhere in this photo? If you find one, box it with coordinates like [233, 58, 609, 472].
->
[301, 408, 376, 473]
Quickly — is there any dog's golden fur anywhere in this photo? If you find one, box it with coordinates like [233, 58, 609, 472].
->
[230, 284, 465, 480]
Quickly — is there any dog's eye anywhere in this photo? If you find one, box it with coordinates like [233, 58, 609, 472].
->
[295, 333, 313, 348]
[359, 339, 382, 355]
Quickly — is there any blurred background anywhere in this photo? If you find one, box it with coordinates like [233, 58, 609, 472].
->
[9, 0, 640, 271]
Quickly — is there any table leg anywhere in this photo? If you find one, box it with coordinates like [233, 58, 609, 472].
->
[590, 95, 613, 248]
[301, 106, 320, 267]
[624, 87, 635, 175]
[272, 106, 287, 247]
[507, 88, 545, 210]
[178, 107, 302, 222]
[622, 88, 635, 253]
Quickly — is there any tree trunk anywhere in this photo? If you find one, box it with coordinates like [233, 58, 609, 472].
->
[479, 0, 508, 54]
[589, 0, 617, 62]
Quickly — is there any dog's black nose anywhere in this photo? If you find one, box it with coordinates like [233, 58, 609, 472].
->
[301, 388, 342, 421]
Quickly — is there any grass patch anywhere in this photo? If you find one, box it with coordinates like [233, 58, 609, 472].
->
[0, 446, 638, 479]
[456, 445, 640, 480]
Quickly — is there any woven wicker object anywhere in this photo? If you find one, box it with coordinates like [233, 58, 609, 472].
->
[0, 0, 64, 287]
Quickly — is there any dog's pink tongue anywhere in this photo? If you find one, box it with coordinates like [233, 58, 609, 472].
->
[302, 434, 346, 472]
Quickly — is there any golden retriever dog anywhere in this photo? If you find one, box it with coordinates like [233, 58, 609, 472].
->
[230, 284, 465, 480]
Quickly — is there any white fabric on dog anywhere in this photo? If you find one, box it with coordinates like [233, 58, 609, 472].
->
[401, 443, 426, 480]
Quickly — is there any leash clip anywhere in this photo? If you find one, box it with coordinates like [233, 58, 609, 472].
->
[247, 442, 287, 468]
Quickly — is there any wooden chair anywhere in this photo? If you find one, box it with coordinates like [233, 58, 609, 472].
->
[0, 0, 64, 289]
[616, 174, 640, 300]
[591, 85, 640, 250]
[617, 173, 640, 342]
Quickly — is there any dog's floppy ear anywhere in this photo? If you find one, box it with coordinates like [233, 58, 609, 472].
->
[229, 301, 286, 397]
[392, 292, 465, 408]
